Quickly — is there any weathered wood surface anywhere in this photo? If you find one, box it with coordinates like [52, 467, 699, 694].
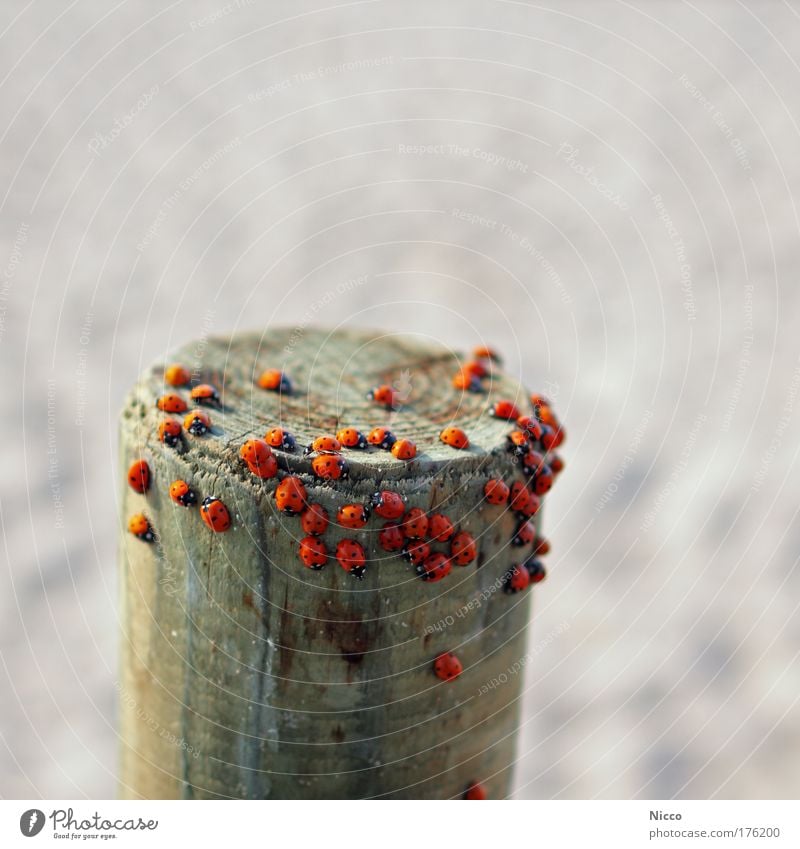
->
[119, 328, 540, 799]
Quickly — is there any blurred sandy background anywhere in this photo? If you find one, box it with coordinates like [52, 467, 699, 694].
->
[1, 0, 799, 799]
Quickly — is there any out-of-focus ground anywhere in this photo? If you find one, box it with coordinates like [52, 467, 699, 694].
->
[1, 0, 799, 799]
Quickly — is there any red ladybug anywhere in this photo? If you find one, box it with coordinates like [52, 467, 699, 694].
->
[489, 399, 521, 420]
[391, 438, 417, 461]
[433, 651, 462, 680]
[336, 539, 366, 579]
[312, 454, 348, 481]
[417, 552, 452, 582]
[536, 404, 558, 426]
[305, 434, 342, 455]
[517, 415, 543, 441]
[336, 427, 368, 450]
[200, 496, 231, 532]
[301, 503, 329, 536]
[275, 476, 307, 515]
[184, 409, 211, 436]
[157, 393, 188, 414]
[450, 531, 476, 566]
[239, 439, 273, 467]
[506, 430, 529, 457]
[379, 522, 405, 552]
[169, 479, 197, 506]
[337, 503, 369, 529]
[246, 452, 278, 480]
[257, 369, 292, 393]
[524, 558, 547, 584]
[534, 466, 553, 496]
[265, 427, 296, 452]
[516, 489, 541, 519]
[299, 536, 327, 570]
[529, 393, 551, 411]
[464, 781, 488, 800]
[371, 490, 406, 520]
[428, 513, 455, 542]
[532, 536, 551, 556]
[521, 449, 545, 478]
[127, 459, 150, 494]
[452, 370, 483, 393]
[440, 427, 469, 449]
[513, 519, 536, 547]
[164, 363, 191, 387]
[483, 478, 509, 506]
[541, 424, 565, 450]
[550, 454, 565, 475]
[402, 539, 431, 566]
[473, 345, 501, 362]
[158, 418, 182, 447]
[367, 427, 396, 450]
[128, 513, 155, 542]
[367, 384, 399, 410]
[190, 383, 220, 406]
[463, 359, 488, 379]
[401, 507, 428, 539]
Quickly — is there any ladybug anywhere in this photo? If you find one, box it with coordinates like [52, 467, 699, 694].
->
[509, 481, 533, 515]
[391, 438, 417, 461]
[506, 430, 529, 457]
[190, 383, 220, 406]
[337, 503, 369, 529]
[464, 781, 488, 800]
[336, 427, 368, 450]
[127, 459, 150, 494]
[128, 513, 155, 542]
[450, 531, 476, 566]
[483, 478, 509, 506]
[516, 489, 541, 518]
[550, 454, 565, 475]
[184, 409, 211, 436]
[370, 490, 406, 520]
[169, 479, 197, 507]
[164, 363, 191, 387]
[439, 427, 469, 450]
[304, 434, 342, 455]
[265, 427, 296, 452]
[534, 466, 554, 496]
[433, 651, 462, 680]
[401, 507, 428, 539]
[299, 536, 327, 570]
[536, 404, 558, 427]
[336, 539, 366, 579]
[463, 359, 488, 379]
[367, 383, 399, 410]
[156, 393, 188, 414]
[401, 539, 431, 566]
[524, 558, 547, 584]
[517, 415, 543, 441]
[257, 369, 292, 393]
[542, 424, 565, 450]
[513, 519, 536, 547]
[530, 393, 551, 411]
[452, 370, 483, 393]
[473, 345, 501, 362]
[379, 522, 405, 552]
[417, 552, 452, 582]
[239, 439, 278, 480]
[275, 476, 307, 515]
[239, 439, 272, 467]
[200, 496, 231, 532]
[311, 454, 348, 481]
[158, 418, 182, 447]
[428, 513, 455, 542]
[521, 449, 545, 477]
[532, 536, 551, 556]
[301, 503, 329, 536]
[367, 427, 396, 450]
[503, 566, 531, 595]
[489, 399, 521, 420]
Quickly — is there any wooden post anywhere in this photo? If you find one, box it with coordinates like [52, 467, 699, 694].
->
[118, 328, 549, 799]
